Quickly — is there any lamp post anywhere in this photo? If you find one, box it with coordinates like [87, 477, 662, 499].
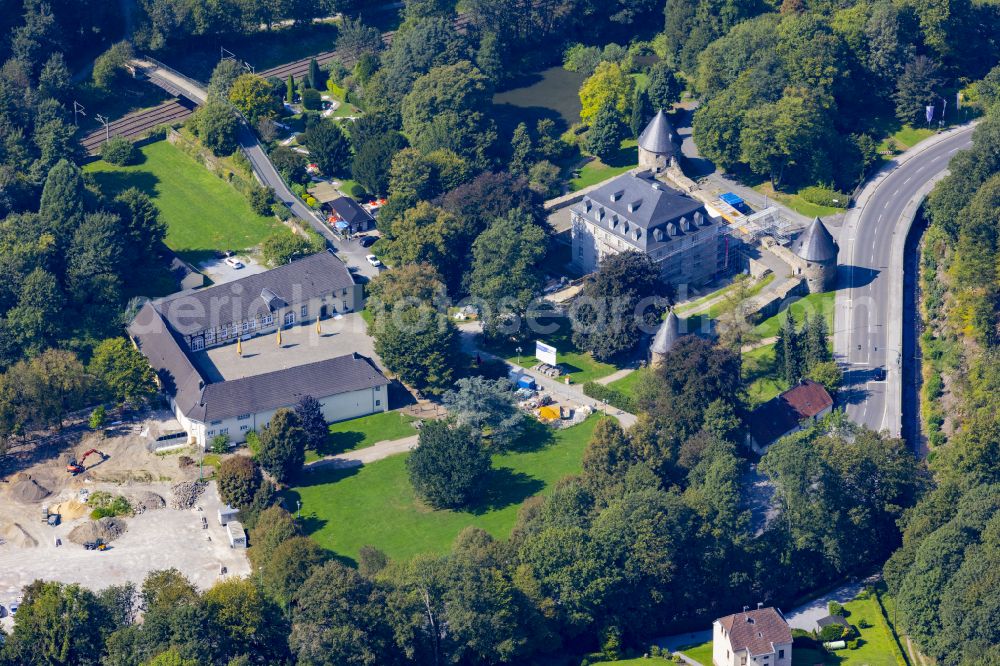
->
[296, 500, 301, 519]
[515, 346, 522, 366]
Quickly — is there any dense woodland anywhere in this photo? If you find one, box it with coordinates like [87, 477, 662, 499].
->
[0, 0, 997, 663]
[884, 86, 1000, 661]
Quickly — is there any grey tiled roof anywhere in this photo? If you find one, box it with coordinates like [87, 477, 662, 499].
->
[128, 302, 207, 418]
[792, 217, 838, 262]
[638, 109, 678, 156]
[329, 196, 375, 228]
[200, 353, 388, 422]
[129, 300, 388, 425]
[154, 251, 355, 336]
[576, 172, 705, 230]
[651, 310, 681, 354]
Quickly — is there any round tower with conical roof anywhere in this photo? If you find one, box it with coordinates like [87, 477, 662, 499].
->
[638, 109, 679, 173]
[650, 309, 682, 368]
[791, 217, 838, 293]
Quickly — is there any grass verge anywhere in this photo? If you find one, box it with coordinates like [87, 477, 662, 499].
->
[484, 319, 619, 384]
[678, 640, 714, 666]
[753, 291, 835, 339]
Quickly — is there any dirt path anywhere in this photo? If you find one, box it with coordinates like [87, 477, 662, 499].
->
[303, 435, 419, 470]
[595, 368, 634, 385]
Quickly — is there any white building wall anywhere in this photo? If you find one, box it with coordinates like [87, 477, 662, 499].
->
[713, 621, 735, 666]
[192, 385, 388, 449]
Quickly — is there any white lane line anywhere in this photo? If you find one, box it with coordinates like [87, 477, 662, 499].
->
[904, 176, 912, 184]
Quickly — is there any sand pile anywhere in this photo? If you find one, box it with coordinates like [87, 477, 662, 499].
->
[129, 491, 165, 513]
[68, 517, 126, 545]
[0, 522, 38, 548]
[10, 476, 51, 503]
[50, 499, 89, 520]
[170, 481, 206, 509]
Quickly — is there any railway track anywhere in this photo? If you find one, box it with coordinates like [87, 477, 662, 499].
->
[80, 98, 196, 155]
[257, 12, 472, 80]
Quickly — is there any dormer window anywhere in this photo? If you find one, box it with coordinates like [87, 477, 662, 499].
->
[627, 199, 641, 213]
[635, 228, 642, 240]
[654, 228, 664, 241]
[611, 189, 624, 201]
[583, 198, 592, 212]
[611, 215, 619, 228]
[597, 207, 605, 220]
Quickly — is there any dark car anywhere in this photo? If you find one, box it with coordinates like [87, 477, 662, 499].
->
[358, 235, 377, 248]
[874, 367, 886, 381]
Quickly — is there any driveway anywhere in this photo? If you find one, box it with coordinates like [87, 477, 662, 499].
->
[783, 580, 868, 631]
[196, 255, 267, 285]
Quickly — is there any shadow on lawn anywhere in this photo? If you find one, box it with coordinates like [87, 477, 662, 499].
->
[468, 467, 545, 515]
[89, 169, 159, 198]
[314, 431, 365, 457]
[504, 419, 556, 453]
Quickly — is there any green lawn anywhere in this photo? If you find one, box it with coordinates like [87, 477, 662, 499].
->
[754, 182, 846, 218]
[882, 124, 935, 152]
[571, 139, 639, 191]
[304, 411, 417, 463]
[678, 640, 714, 666]
[791, 591, 904, 666]
[485, 319, 618, 384]
[287, 417, 599, 561]
[743, 342, 787, 405]
[607, 367, 649, 398]
[589, 658, 674, 666]
[753, 291, 835, 339]
[85, 141, 282, 265]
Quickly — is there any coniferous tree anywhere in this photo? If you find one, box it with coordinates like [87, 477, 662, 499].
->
[804, 313, 831, 368]
[779, 310, 802, 385]
[308, 58, 322, 90]
[286, 75, 295, 103]
[630, 87, 651, 139]
[509, 122, 533, 176]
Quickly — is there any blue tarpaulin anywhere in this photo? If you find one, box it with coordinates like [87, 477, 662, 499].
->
[719, 192, 745, 206]
[334, 221, 349, 230]
[516, 376, 536, 390]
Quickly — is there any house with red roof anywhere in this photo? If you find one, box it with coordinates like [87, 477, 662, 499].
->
[747, 379, 834, 453]
[712, 606, 792, 666]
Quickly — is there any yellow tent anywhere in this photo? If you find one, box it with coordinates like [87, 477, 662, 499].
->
[538, 406, 560, 421]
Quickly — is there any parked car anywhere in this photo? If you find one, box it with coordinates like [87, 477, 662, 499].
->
[224, 256, 244, 269]
[874, 367, 886, 381]
[358, 235, 377, 248]
[366, 254, 382, 268]
[10, 603, 17, 615]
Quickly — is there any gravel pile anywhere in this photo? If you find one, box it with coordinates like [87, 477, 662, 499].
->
[129, 491, 165, 513]
[68, 517, 127, 545]
[10, 476, 51, 503]
[169, 481, 207, 509]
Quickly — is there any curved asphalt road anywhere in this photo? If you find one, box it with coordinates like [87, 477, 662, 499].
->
[834, 125, 974, 440]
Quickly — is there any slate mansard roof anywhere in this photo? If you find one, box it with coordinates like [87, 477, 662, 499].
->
[153, 250, 355, 337]
[571, 172, 718, 253]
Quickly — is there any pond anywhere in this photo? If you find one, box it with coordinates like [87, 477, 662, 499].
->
[492, 66, 586, 137]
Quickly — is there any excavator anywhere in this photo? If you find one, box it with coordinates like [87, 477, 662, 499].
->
[66, 449, 108, 475]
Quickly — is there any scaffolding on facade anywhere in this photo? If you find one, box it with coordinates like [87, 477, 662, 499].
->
[723, 206, 792, 246]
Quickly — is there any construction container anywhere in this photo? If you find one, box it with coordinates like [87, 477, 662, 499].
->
[226, 521, 246, 549]
[218, 505, 239, 526]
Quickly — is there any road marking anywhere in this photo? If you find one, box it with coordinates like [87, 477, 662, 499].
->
[893, 189, 899, 196]
[877, 214, 882, 224]
[904, 176, 912, 184]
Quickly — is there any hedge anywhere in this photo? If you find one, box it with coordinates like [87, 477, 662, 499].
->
[582, 381, 636, 414]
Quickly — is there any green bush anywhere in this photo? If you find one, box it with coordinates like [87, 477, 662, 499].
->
[819, 624, 848, 642]
[349, 183, 368, 199]
[211, 434, 231, 454]
[302, 88, 322, 110]
[799, 185, 849, 208]
[248, 185, 275, 216]
[100, 136, 137, 166]
[88, 492, 132, 520]
[828, 601, 846, 617]
[582, 381, 636, 413]
[857, 618, 872, 629]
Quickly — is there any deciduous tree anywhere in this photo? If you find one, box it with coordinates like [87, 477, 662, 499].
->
[257, 408, 307, 483]
[407, 420, 490, 509]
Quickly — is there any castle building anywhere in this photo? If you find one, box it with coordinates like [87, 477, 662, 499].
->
[570, 171, 725, 287]
[649, 310, 682, 368]
[790, 217, 838, 293]
[638, 109, 679, 173]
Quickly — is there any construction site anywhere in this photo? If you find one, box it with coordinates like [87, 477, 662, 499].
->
[0, 412, 250, 628]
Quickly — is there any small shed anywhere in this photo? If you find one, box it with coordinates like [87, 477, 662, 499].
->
[218, 505, 239, 526]
[226, 521, 246, 549]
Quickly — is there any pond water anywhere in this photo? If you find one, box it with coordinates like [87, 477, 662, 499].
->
[492, 66, 586, 136]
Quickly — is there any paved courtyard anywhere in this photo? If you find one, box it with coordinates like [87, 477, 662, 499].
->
[191, 312, 378, 382]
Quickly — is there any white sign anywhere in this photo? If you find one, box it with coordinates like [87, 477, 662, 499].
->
[535, 341, 557, 366]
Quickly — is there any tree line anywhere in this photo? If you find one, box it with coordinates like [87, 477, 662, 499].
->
[0, 332, 923, 665]
[883, 72, 1000, 662]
